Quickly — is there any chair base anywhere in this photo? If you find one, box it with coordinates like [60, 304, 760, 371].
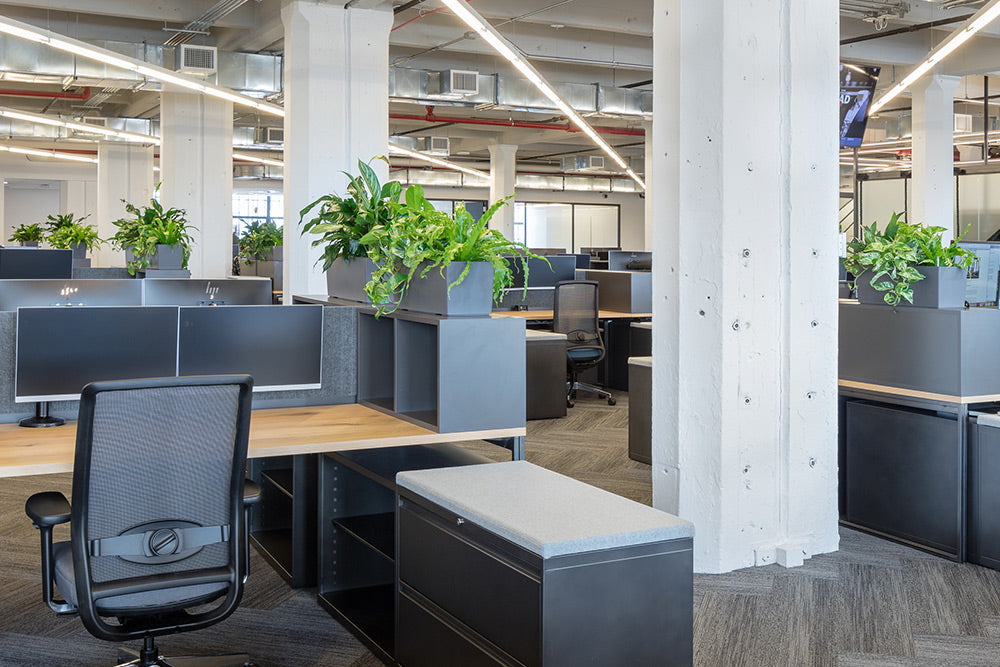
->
[567, 381, 616, 407]
[116, 647, 253, 667]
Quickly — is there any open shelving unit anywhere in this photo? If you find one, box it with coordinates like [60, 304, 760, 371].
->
[317, 443, 496, 664]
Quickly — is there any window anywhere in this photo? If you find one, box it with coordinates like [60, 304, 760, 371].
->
[233, 192, 283, 236]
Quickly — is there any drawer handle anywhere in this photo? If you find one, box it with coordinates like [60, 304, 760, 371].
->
[456, 517, 465, 526]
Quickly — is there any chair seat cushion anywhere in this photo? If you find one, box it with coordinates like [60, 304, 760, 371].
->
[53, 542, 228, 614]
[567, 348, 602, 361]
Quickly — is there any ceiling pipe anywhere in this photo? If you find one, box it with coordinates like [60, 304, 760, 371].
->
[389, 110, 645, 137]
[840, 14, 973, 45]
[0, 87, 91, 100]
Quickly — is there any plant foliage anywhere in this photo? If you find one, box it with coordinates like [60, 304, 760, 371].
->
[48, 222, 102, 252]
[114, 185, 197, 275]
[299, 156, 400, 270]
[44, 212, 88, 233]
[843, 212, 976, 306]
[7, 223, 45, 244]
[238, 220, 283, 265]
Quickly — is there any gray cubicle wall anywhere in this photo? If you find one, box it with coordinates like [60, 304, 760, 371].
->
[0, 305, 358, 423]
[577, 269, 652, 313]
[839, 302, 1000, 396]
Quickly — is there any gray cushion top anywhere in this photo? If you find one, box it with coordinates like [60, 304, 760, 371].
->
[628, 356, 652, 368]
[397, 461, 694, 558]
[631, 321, 652, 331]
[525, 329, 566, 341]
[977, 413, 1000, 429]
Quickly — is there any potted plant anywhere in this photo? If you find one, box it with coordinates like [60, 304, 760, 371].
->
[360, 185, 537, 316]
[843, 212, 976, 308]
[238, 219, 284, 268]
[47, 221, 103, 260]
[115, 187, 196, 275]
[299, 156, 399, 302]
[7, 223, 45, 247]
[44, 212, 89, 234]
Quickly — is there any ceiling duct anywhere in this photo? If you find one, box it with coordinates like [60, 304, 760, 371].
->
[176, 45, 217, 76]
[439, 69, 479, 96]
[254, 126, 284, 144]
[418, 136, 450, 155]
[562, 155, 606, 172]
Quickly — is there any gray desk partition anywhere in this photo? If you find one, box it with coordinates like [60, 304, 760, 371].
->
[576, 269, 652, 313]
[0, 279, 142, 310]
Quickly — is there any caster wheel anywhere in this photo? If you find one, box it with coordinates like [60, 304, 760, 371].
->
[567, 400, 575, 408]
[607, 397, 616, 406]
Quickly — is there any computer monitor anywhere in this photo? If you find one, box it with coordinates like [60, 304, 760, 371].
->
[608, 250, 652, 272]
[0, 279, 142, 310]
[508, 255, 577, 288]
[958, 242, 1000, 307]
[143, 278, 272, 306]
[0, 248, 72, 279]
[178, 304, 322, 391]
[528, 247, 567, 256]
[558, 253, 591, 270]
[15, 306, 180, 403]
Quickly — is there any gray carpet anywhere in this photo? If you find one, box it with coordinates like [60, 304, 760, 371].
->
[2, 392, 1000, 666]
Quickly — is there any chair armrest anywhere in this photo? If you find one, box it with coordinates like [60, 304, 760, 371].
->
[243, 480, 262, 507]
[25, 492, 71, 528]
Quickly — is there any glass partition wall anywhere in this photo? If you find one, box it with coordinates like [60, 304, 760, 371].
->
[513, 202, 620, 252]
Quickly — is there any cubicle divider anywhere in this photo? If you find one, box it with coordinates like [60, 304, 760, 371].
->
[0, 277, 272, 310]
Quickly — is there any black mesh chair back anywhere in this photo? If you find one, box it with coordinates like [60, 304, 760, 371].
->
[553, 280, 603, 356]
[70, 375, 253, 642]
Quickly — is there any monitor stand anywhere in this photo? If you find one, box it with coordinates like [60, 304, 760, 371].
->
[20, 401, 65, 428]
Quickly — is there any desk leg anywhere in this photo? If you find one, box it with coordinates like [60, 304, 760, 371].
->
[486, 436, 525, 461]
[958, 404, 969, 563]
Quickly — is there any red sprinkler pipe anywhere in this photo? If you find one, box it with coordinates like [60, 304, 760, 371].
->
[389, 108, 645, 137]
[0, 87, 91, 100]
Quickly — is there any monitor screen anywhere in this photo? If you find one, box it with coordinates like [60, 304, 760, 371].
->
[508, 255, 577, 288]
[958, 242, 1000, 307]
[840, 64, 880, 148]
[178, 305, 322, 390]
[0, 279, 142, 310]
[143, 278, 272, 306]
[15, 306, 179, 402]
[608, 250, 652, 272]
[0, 248, 72, 279]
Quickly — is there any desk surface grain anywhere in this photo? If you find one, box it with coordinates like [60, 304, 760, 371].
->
[0, 403, 525, 478]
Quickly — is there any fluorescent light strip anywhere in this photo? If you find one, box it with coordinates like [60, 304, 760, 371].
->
[0, 106, 160, 145]
[233, 152, 284, 168]
[870, 0, 1000, 115]
[438, 0, 644, 190]
[388, 141, 490, 180]
[0, 143, 97, 163]
[0, 15, 284, 118]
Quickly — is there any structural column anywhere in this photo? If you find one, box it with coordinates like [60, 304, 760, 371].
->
[96, 142, 153, 267]
[911, 73, 961, 241]
[160, 86, 233, 279]
[643, 121, 653, 250]
[489, 144, 517, 240]
[652, 0, 840, 573]
[282, 0, 392, 297]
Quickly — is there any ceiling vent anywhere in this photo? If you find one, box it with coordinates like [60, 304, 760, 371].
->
[81, 117, 107, 127]
[176, 45, 217, 75]
[562, 155, 606, 172]
[419, 136, 450, 156]
[439, 69, 479, 96]
[255, 126, 284, 144]
[955, 113, 974, 133]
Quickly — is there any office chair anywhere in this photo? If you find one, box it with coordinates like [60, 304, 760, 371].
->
[553, 280, 616, 407]
[25, 375, 260, 667]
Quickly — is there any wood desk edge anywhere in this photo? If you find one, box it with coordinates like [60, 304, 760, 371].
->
[838, 379, 1000, 404]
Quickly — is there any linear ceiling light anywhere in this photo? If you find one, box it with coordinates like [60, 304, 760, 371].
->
[0, 15, 284, 118]
[0, 143, 97, 163]
[870, 0, 1000, 115]
[437, 0, 645, 190]
[233, 152, 284, 168]
[388, 141, 490, 181]
[0, 107, 160, 145]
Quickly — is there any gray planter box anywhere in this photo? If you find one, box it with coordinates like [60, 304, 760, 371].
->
[326, 257, 377, 303]
[263, 246, 283, 262]
[856, 265, 967, 309]
[19, 241, 38, 248]
[400, 261, 494, 317]
[69, 242, 87, 260]
[149, 244, 184, 270]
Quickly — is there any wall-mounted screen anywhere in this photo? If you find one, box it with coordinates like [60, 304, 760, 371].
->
[178, 305, 322, 390]
[0, 279, 142, 310]
[0, 248, 72, 279]
[958, 242, 1000, 307]
[15, 306, 179, 402]
[840, 64, 880, 148]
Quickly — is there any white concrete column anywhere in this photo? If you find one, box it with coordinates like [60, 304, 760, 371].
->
[160, 86, 233, 278]
[911, 73, 961, 241]
[282, 0, 392, 297]
[643, 121, 653, 251]
[489, 144, 517, 240]
[652, 0, 840, 573]
[96, 142, 153, 267]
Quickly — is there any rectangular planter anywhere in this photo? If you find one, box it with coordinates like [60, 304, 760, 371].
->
[856, 265, 966, 309]
[326, 257, 377, 303]
[400, 261, 493, 317]
[149, 244, 184, 270]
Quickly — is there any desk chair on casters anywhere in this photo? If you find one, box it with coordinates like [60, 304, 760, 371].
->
[553, 280, 616, 408]
[25, 375, 261, 667]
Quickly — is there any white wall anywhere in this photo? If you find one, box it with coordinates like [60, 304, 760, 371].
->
[858, 178, 908, 231]
[958, 172, 1000, 241]
[4, 182, 60, 241]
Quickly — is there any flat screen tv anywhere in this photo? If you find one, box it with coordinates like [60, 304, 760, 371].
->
[840, 64, 880, 148]
[0, 248, 72, 279]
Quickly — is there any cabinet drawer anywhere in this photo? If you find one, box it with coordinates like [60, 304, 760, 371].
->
[398, 502, 541, 666]
[398, 592, 511, 667]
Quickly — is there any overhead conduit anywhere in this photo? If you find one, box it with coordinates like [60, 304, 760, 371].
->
[0, 87, 90, 100]
[390, 108, 645, 137]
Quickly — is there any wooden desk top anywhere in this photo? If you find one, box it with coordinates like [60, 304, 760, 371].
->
[492, 309, 651, 321]
[838, 379, 1000, 405]
[0, 403, 526, 478]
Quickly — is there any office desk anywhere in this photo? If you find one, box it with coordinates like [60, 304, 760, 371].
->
[0, 402, 526, 477]
[492, 309, 651, 321]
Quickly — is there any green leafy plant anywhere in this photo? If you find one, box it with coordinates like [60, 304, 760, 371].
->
[299, 155, 401, 270]
[7, 223, 45, 244]
[843, 212, 976, 306]
[44, 212, 89, 233]
[360, 185, 539, 315]
[114, 186, 197, 275]
[238, 220, 283, 265]
[47, 222, 103, 252]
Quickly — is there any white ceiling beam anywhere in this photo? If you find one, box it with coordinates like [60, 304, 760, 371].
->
[0, 0, 258, 29]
